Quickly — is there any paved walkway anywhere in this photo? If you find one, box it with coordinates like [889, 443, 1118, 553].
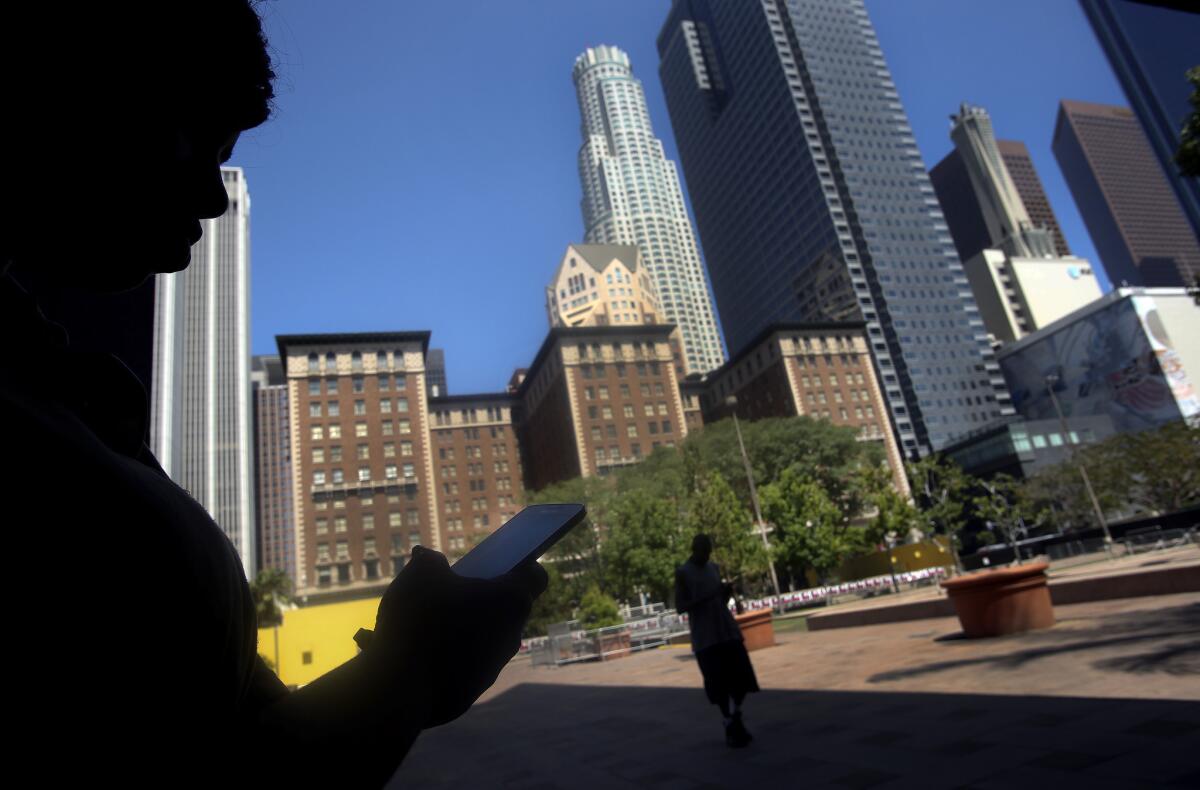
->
[393, 593, 1200, 789]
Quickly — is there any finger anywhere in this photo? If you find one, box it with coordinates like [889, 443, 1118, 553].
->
[509, 560, 549, 598]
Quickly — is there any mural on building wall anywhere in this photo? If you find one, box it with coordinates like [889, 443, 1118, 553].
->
[1132, 296, 1200, 419]
[999, 296, 1193, 434]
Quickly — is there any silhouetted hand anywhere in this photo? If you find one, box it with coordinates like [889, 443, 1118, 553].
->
[369, 546, 548, 728]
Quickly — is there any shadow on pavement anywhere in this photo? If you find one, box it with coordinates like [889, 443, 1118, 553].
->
[869, 602, 1200, 684]
[395, 682, 1199, 789]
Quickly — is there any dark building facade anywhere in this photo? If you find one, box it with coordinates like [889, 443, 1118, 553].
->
[1081, 0, 1200, 242]
[425, 348, 448, 398]
[1052, 99, 1200, 288]
[931, 142, 1072, 263]
[252, 355, 296, 583]
[657, 0, 1012, 456]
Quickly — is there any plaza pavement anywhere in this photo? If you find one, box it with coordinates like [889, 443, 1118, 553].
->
[392, 592, 1200, 789]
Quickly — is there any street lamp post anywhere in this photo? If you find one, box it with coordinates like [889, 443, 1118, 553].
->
[1044, 374, 1113, 555]
[726, 396, 785, 615]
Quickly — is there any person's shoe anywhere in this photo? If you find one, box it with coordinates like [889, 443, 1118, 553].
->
[731, 711, 753, 744]
[725, 718, 749, 748]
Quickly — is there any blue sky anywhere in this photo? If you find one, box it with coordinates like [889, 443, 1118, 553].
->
[238, 0, 1126, 394]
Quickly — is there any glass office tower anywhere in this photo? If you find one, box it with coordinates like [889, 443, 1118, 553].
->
[657, 0, 1012, 454]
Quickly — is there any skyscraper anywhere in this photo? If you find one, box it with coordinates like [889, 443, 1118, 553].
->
[947, 104, 1057, 259]
[1080, 0, 1200, 240]
[572, 45, 725, 376]
[932, 104, 1098, 345]
[151, 166, 255, 574]
[252, 355, 296, 583]
[998, 141, 1071, 258]
[1053, 99, 1200, 288]
[657, 0, 1012, 454]
[932, 137, 1071, 264]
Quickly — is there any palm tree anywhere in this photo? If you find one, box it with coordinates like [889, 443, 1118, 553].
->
[250, 568, 293, 628]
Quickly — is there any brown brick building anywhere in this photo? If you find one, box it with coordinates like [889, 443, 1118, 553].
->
[277, 332, 441, 600]
[695, 322, 909, 497]
[428, 394, 523, 557]
[516, 324, 689, 490]
[271, 321, 909, 600]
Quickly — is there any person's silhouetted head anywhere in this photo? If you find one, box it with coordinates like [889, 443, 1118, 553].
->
[691, 534, 713, 565]
[3, 1, 276, 292]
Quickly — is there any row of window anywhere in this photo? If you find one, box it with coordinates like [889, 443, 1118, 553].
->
[308, 398, 409, 418]
[312, 464, 415, 486]
[312, 442, 412, 463]
[310, 421, 412, 440]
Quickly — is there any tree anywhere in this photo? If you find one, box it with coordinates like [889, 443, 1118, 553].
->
[250, 568, 292, 628]
[760, 465, 860, 584]
[1175, 66, 1200, 178]
[525, 563, 580, 637]
[526, 475, 613, 584]
[973, 474, 1030, 561]
[685, 471, 767, 593]
[601, 488, 688, 604]
[908, 455, 975, 568]
[1020, 421, 1200, 530]
[577, 585, 622, 629]
[866, 486, 922, 549]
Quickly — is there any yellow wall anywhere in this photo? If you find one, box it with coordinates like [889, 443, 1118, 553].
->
[258, 595, 381, 687]
[836, 537, 956, 581]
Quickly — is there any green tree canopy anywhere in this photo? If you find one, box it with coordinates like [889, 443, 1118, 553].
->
[760, 464, 859, 582]
[601, 488, 688, 604]
[685, 471, 766, 589]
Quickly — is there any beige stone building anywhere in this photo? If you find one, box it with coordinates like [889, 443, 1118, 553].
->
[545, 244, 664, 328]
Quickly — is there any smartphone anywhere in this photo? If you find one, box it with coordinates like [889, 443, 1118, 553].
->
[451, 503, 587, 579]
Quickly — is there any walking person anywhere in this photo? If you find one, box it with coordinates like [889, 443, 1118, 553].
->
[675, 534, 760, 748]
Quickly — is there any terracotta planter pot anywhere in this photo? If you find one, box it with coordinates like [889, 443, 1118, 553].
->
[597, 630, 631, 661]
[735, 609, 776, 651]
[940, 561, 1055, 638]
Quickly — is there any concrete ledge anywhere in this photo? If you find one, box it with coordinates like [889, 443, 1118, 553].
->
[805, 561, 1200, 632]
[1049, 563, 1200, 605]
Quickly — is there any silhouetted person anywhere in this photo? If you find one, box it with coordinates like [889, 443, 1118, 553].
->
[1, 3, 545, 785]
[675, 534, 760, 748]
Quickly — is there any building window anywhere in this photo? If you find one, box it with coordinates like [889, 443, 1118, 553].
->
[399, 420, 411, 434]
[358, 467, 371, 482]
[328, 401, 341, 417]
[395, 374, 407, 390]
[325, 353, 336, 372]
[330, 446, 343, 462]
[329, 424, 342, 439]
[351, 352, 363, 371]
[315, 518, 328, 535]
[334, 517, 347, 534]
[363, 513, 375, 530]
[352, 376, 364, 393]
[311, 425, 324, 440]
[331, 469, 344, 484]
[309, 403, 322, 418]
[313, 471, 326, 485]
[308, 354, 319, 373]
[354, 400, 366, 416]
[403, 463, 415, 479]
[385, 464, 398, 479]
[380, 399, 392, 413]
[397, 398, 409, 413]
[308, 379, 321, 396]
